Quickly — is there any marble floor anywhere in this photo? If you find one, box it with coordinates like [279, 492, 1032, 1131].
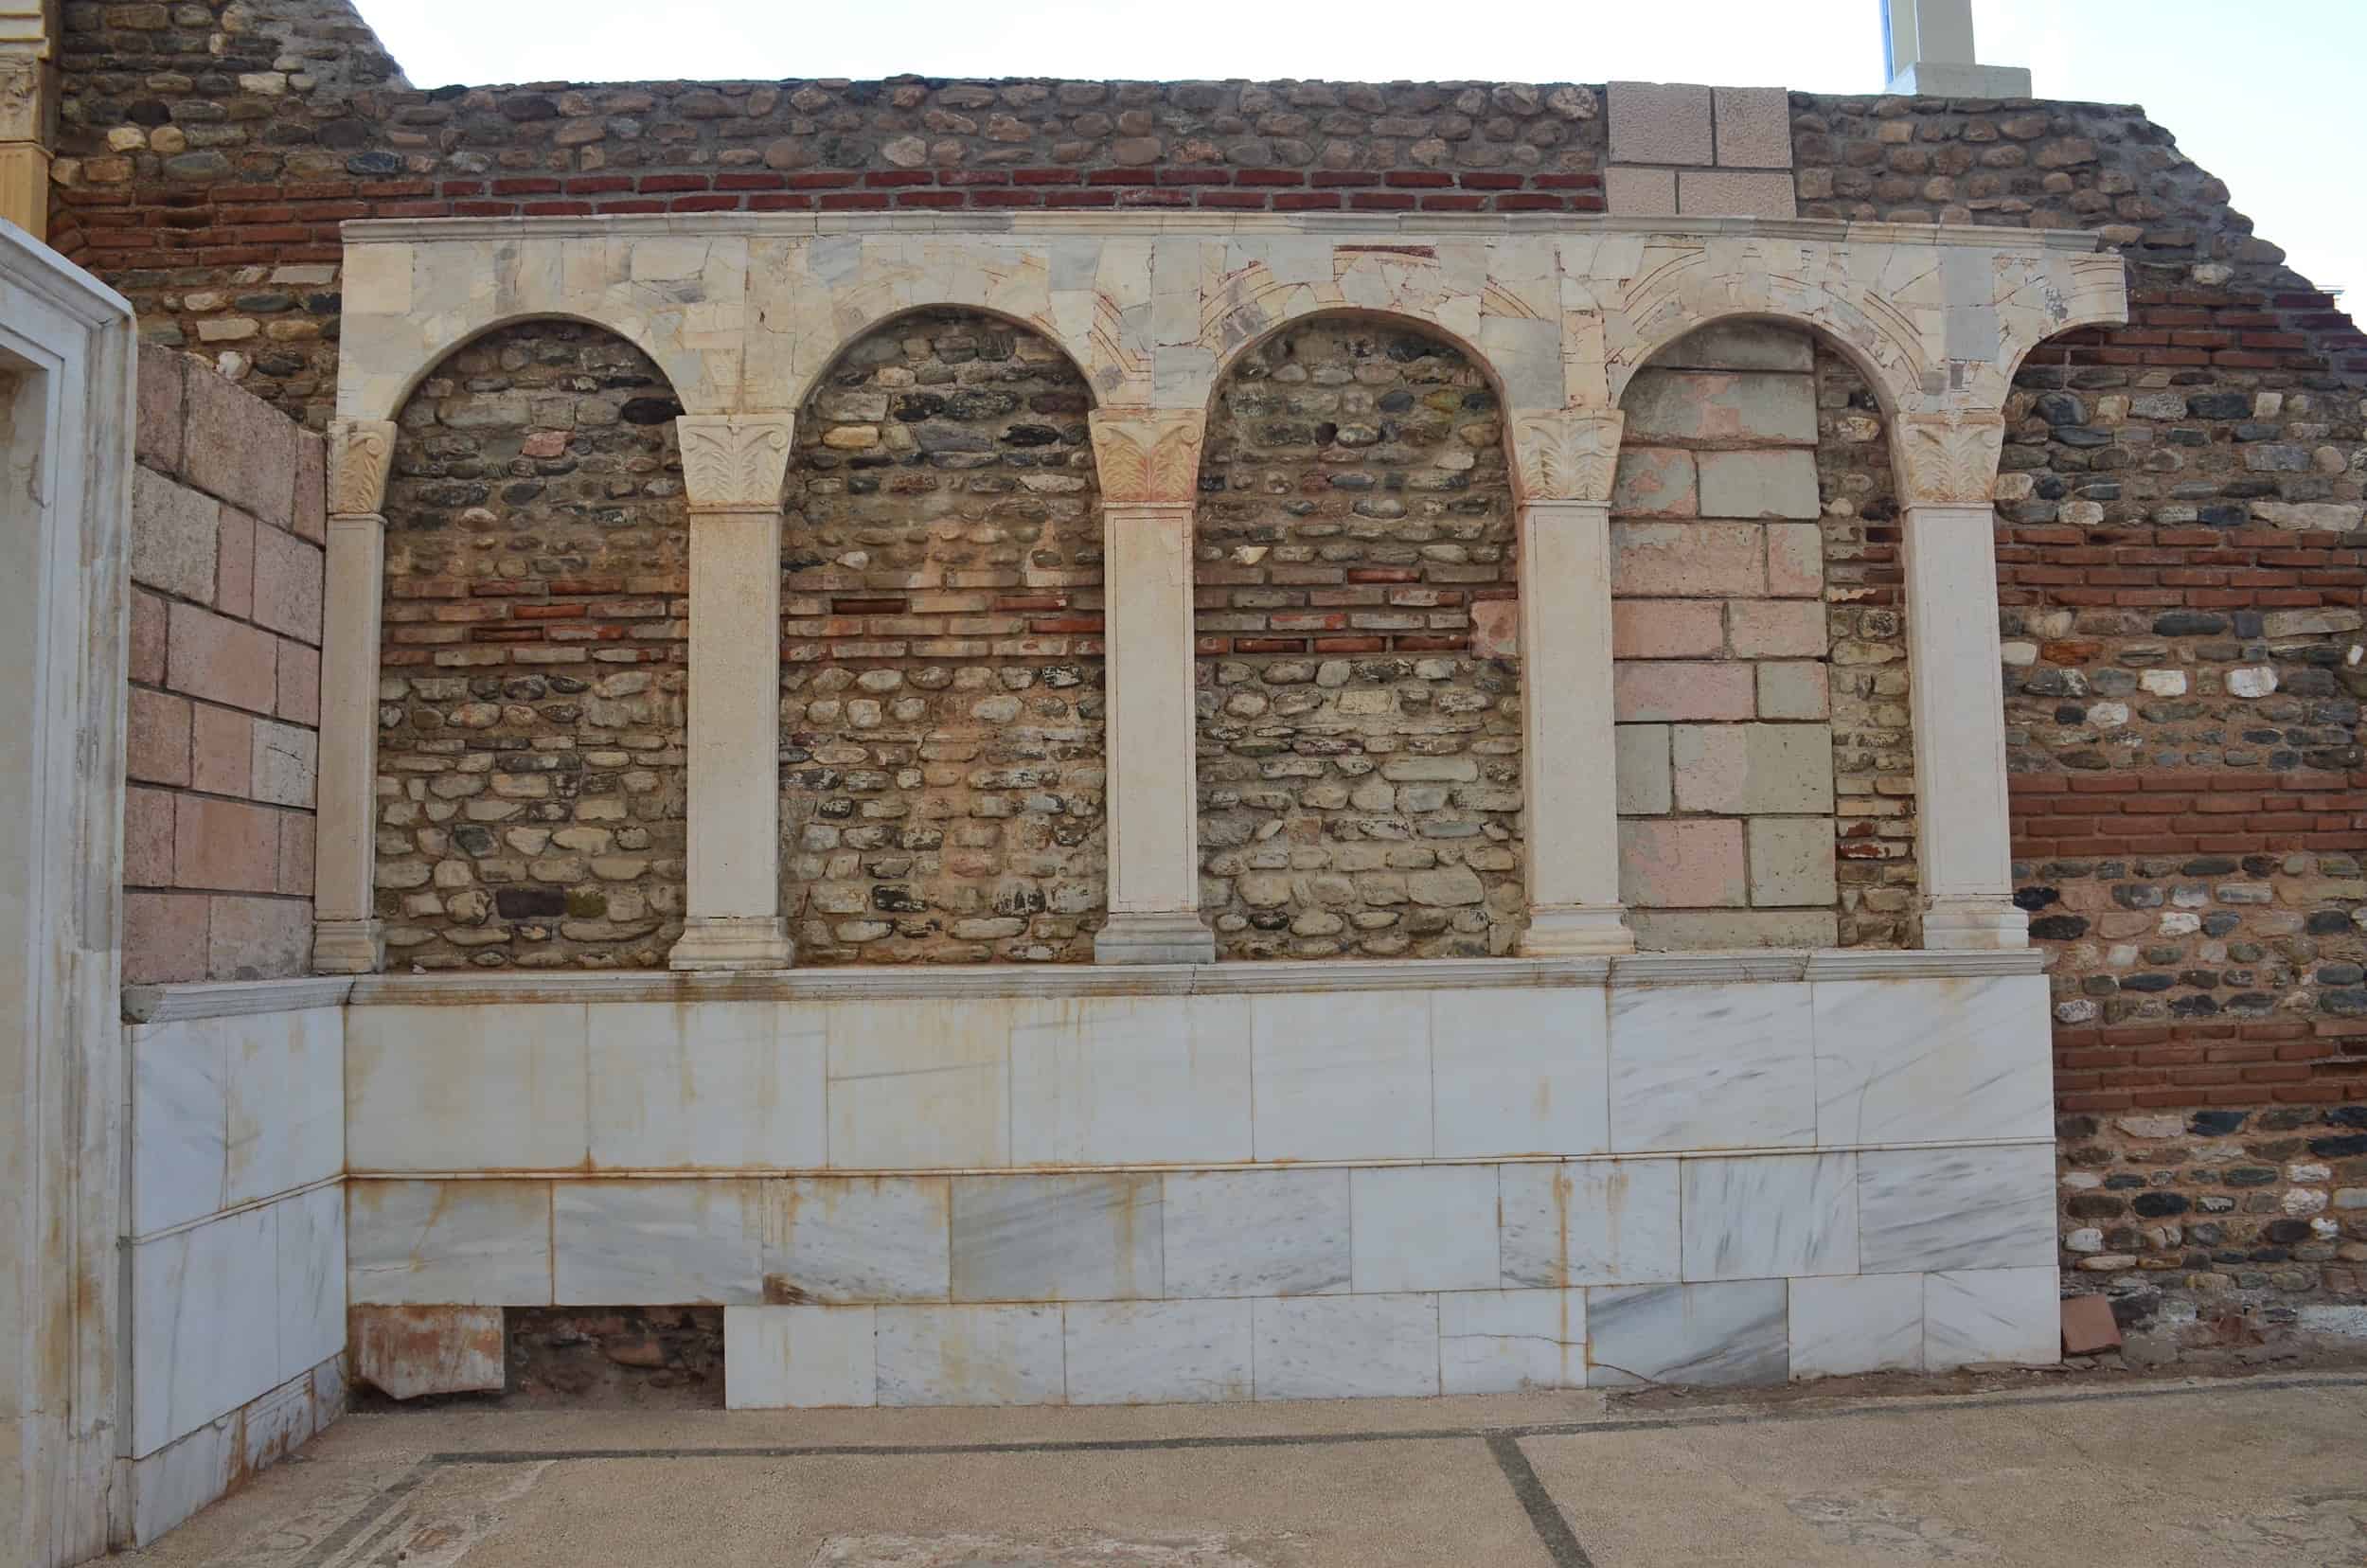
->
[122, 1371, 2367, 1567]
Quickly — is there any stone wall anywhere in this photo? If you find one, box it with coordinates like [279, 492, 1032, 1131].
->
[781, 309, 1105, 965]
[1193, 316, 1522, 960]
[1610, 322, 1840, 951]
[375, 321, 688, 971]
[124, 344, 326, 983]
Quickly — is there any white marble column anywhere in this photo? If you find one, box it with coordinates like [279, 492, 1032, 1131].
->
[1509, 411, 1635, 957]
[1089, 407, 1215, 964]
[311, 419, 397, 974]
[669, 415, 797, 971]
[1895, 412, 2027, 950]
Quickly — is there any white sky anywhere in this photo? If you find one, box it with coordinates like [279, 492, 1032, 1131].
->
[357, 0, 2359, 293]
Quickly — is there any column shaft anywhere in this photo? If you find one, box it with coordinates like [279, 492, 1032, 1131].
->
[311, 511, 385, 972]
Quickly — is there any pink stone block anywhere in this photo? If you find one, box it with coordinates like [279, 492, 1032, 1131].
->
[125, 892, 209, 986]
[253, 526, 326, 646]
[1611, 449, 1698, 518]
[1612, 600, 1724, 659]
[184, 365, 296, 530]
[1713, 86, 1793, 169]
[1611, 522, 1765, 597]
[136, 347, 187, 476]
[174, 796, 280, 894]
[1727, 599, 1829, 658]
[293, 429, 328, 545]
[214, 505, 256, 621]
[276, 638, 321, 725]
[131, 589, 169, 686]
[207, 895, 312, 981]
[1614, 661, 1755, 722]
[1608, 80, 1713, 166]
[277, 813, 316, 898]
[127, 688, 192, 787]
[125, 787, 175, 887]
[167, 601, 277, 715]
[190, 704, 254, 797]
[1766, 523, 1824, 597]
[1619, 817, 1747, 908]
[1470, 598, 1520, 658]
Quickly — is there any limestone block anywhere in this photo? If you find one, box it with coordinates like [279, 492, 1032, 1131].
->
[1698, 451, 1821, 520]
[1677, 169, 1799, 219]
[1651, 323, 1814, 374]
[1613, 662, 1754, 722]
[132, 468, 220, 603]
[1608, 80, 1713, 165]
[1611, 448, 1697, 517]
[1672, 723, 1835, 815]
[1615, 724, 1672, 814]
[1630, 909, 1840, 949]
[1611, 522, 1762, 597]
[1612, 599, 1723, 659]
[1624, 370, 1815, 446]
[350, 1305, 506, 1400]
[1604, 166, 1676, 217]
[1755, 661, 1830, 721]
[1618, 818, 1746, 908]
[1727, 599, 1828, 658]
[1713, 87, 1794, 169]
[1748, 818, 1837, 906]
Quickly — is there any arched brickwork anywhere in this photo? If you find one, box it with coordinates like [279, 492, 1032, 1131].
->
[781, 308, 1108, 964]
[375, 320, 689, 970]
[1195, 314, 1524, 960]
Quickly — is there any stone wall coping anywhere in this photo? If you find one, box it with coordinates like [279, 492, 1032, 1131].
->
[340, 209, 2109, 255]
[123, 975, 356, 1024]
[331, 949, 2038, 1007]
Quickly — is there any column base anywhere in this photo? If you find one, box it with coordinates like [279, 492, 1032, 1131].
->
[1518, 904, 1637, 958]
[1921, 898, 2031, 951]
[1093, 911, 1216, 965]
[668, 916, 796, 971]
[311, 918, 383, 974]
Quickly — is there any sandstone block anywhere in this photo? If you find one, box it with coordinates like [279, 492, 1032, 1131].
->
[1619, 818, 1746, 908]
[1611, 522, 1763, 597]
[252, 720, 318, 808]
[184, 364, 296, 528]
[1607, 80, 1713, 166]
[1615, 724, 1672, 814]
[1614, 661, 1754, 722]
[1604, 166, 1676, 217]
[1727, 598, 1827, 658]
[207, 894, 312, 981]
[189, 704, 253, 797]
[125, 787, 175, 887]
[1765, 521, 1824, 594]
[1612, 599, 1723, 658]
[1623, 370, 1816, 445]
[132, 467, 220, 602]
[136, 346, 186, 474]
[214, 505, 255, 619]
[1697, 450, 1820, 519]
[127, 688, 192, 787]
[253, 524, 326, 645]
[1748, 818, 1837, 906]
[1712, 86, 1793, 169]
[125, 892, 208, 987]
[1754, 661, 1829, 721]
[1677, 169, 1798, 219]
[1631, 909, 1838, 950]
[174, 796, 280, 894]
[167, 602, 277, 715]
[1672, 723, 1835, 815]
[1611, 448, 1697, 517]
[132, 591, 168, 686]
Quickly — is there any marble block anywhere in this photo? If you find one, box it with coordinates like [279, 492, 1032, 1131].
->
[1813, 976, 2053, 1145]
[724, 1305, 877, 1409]
[224, 1007, 344, 1208]
[131, 1204, 280, 1456]
[1440, 1290, 1587, 1394]
[587, 1001, 826, 1168]
[1163, 1168, 1350, 1299]
[1250, 990, 1432, 1162]
[1681, 1153, 1858, 1282]
[347, 1179, 552, 1306]
[1859, 1145, 2056, 1274]
[131, 1019, 229, 1235]
[1925, 1267, 2059, 1369]
[1608, 983, 1814, 1151]
[1351, 1165, 1501, 1293]
[875, 1305, 1065, 1407]
[554, 1181, 761, 1305]
[1010, 995, 1253, 1166]
[1064, 1300, 1255, 1405]
[1431, 988, 1611, 1159]
[346, 1003, 590, 1171]
[129, 1415, 237, 1545]
[1499, 1159, 1681, 1288]
[1588, 1280, 1789, 1388]
[276, 1184, 346, 1382]
[763, 1176, 951, 1304]
[1789, 1274, 1924, 1379]
[825, 1001, 1009, 1169]
[1253, 1294, 1440, 1400]
[951, 1173, 1163, 1303]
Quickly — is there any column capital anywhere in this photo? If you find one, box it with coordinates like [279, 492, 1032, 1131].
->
[327, 418, 399, 517]
[1087, 406, 1205, 505]
[677, 413, 795, 512]
[1509, 409, 1626, 504]
[1891, 410, 2006, 508]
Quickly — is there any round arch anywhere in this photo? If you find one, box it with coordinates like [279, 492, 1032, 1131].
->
[352, 307, 704, 429]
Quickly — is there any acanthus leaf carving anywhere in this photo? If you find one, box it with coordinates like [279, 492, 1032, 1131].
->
[1511, 410, 1625, 504]
[676, 414, 795, 510]
[1894, 412, 2006, 508]
[327, 419, 398, 517]
[1089, 407, 1204, 506]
